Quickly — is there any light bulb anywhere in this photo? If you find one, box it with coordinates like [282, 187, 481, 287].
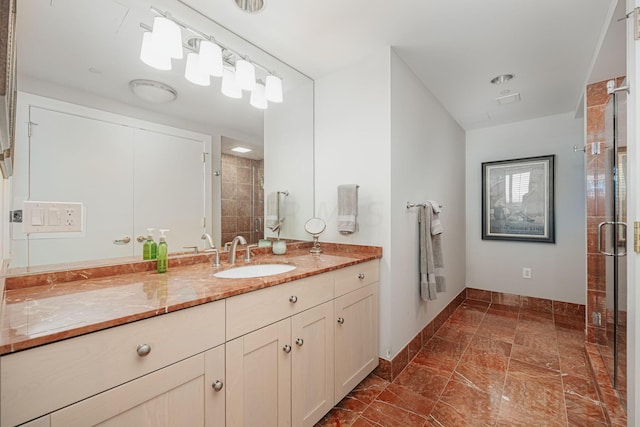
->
[198, 40, 223, 77]
[140, 32, 171, 71]
[152, 16, 183, 60]
[250, 81, 268, 109]
[265, 75, 283, 103]
[185, 52, 210, 86]
[235, 59, 256, 91]
[221, 68, 242, 99]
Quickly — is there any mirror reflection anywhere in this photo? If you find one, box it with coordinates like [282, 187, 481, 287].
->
[8, 0, 314, 269]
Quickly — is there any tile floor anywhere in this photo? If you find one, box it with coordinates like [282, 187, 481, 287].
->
[317, 299, 612, 427]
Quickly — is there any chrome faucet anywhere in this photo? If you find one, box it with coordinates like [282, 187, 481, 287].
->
[228, 235, 247, 264]
[201, 233, 216, 251]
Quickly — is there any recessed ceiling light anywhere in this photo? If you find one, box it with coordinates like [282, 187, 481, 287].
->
[235, 0, 265, 13]
[231, 146, 252, 153]
[129, 80, 177, 104]
[491, 74, 514, 85]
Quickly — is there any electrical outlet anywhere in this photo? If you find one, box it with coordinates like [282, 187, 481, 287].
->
[522, 267, 532, 279]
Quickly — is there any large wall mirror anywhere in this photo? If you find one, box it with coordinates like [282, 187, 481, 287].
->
[8, 0, 314, 269]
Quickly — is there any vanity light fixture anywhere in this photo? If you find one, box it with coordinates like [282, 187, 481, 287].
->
[139, 6, 283, 110]
[250, 80, 268, 109]
[221, 68, 243, 99]
[129, 79, 178, 104]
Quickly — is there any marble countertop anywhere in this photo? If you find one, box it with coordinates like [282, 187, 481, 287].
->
[0, 244, 381, 355]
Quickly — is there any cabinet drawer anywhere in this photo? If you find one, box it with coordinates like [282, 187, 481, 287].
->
[1, 300, 225, 427]
[226, 273, 334, 340]
[334, 261, 379, 297]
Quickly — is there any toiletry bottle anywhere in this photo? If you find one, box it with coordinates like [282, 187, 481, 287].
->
[142, 228, 157, 260]
[157, 229, 169, 273]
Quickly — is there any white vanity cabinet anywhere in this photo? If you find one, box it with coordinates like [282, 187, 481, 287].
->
[0, 300, 225, 427]
[225, 274, 335, 427]
[334, 262, 380, 402]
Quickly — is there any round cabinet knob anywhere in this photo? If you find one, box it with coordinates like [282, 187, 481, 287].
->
[283, 344, 292, 353]
[136, 343, 151, 357]
[337, 317, 345, 324]
[212, 380, 224, 392]
[289, 295, 298, 303]
[358, 273, 365, 280]
[295, 338, 304, 347]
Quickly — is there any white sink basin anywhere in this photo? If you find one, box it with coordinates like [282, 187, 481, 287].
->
[214, 264, 296, 279]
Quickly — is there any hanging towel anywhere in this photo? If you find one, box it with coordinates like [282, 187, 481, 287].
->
[427, 200, 444, 235]
[266, 192, 279, 230]
[337, 184, 359, 235]
[419, 202, 446, 301]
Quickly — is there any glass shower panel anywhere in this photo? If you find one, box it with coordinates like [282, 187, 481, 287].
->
[600, 82, 627, 409]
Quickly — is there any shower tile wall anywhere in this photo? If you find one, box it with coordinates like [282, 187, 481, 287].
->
[221, 154, 264, 245]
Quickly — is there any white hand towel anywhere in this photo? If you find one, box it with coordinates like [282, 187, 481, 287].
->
[337, 184, 358, 235]
[426, 201, 444, 235]
[419, 205, 446, 301]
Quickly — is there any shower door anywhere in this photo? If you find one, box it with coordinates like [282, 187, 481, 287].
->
[600, 81, 627, 408]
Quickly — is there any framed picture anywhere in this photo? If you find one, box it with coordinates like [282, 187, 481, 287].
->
[482, 155, 555, 243]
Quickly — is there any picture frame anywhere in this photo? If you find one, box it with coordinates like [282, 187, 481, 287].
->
[482, 155, 555, 243]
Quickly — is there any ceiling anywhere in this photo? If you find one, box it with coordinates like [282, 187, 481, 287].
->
[17, 0, 624, 138]
[183, 0, 624, 130]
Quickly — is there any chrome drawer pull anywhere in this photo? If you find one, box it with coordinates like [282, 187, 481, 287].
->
[337, 317, 345, 324]
[295, 338, 304, 347]
[358, 273, 365, 280]
[289, 295, 298, 303]
[136, 344, 151, 357]
[212, 380, 224, 392]
[283, 344, 292, 353]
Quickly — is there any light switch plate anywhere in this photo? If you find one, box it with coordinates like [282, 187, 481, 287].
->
[23, 201, 83, 233]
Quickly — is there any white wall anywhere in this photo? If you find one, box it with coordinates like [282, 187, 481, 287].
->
[389, 51, 466, 357]
[466, 113, 586, 304]
[315, 48, 392, 357]
[315, 47, 466, 359]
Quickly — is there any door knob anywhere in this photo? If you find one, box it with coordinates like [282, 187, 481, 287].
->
[212, 380, 224, 392]
[114, 236, 131, 244]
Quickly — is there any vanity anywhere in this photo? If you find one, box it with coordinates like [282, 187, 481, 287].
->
[0, 244, 381, 427]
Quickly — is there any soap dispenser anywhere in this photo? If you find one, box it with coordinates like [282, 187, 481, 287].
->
[157, 229, 169, 273]
[142, 228, 157, 260]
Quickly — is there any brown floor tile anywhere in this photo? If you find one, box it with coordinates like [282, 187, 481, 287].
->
[392, 362, 449, 401]
[438, 378, 502, 426]
[359, 400, 427, 427]
[324, 297, 612, 427]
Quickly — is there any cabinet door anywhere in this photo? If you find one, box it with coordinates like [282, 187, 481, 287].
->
[291, 301, 335, 427]
[226, 319, 291, 427]
[49, 348, 224, 427]
[334, 282, 379, 402]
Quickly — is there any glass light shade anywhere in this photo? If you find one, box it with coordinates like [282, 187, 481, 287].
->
[235, 59, 256, 90]
[265, 75, 283, 103]
[152, 16, 183, 59]
[140, 32, 171, 71]
[250, 82, 268, 109]
[198, 40, 223, 77]
[185, 52, 210, 86]
[221, 68, 242, 99]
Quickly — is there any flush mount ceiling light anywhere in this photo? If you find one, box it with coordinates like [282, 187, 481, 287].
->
[231, 146, 252, 153]
[129, 79, 177, 103]
[139, 6, 282, 109]
[490, 74, 514, 85]
[235, 0, 265, 13]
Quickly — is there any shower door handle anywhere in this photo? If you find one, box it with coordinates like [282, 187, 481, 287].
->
[598, 221, 627, 257]
[255, 217, 262, 232]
